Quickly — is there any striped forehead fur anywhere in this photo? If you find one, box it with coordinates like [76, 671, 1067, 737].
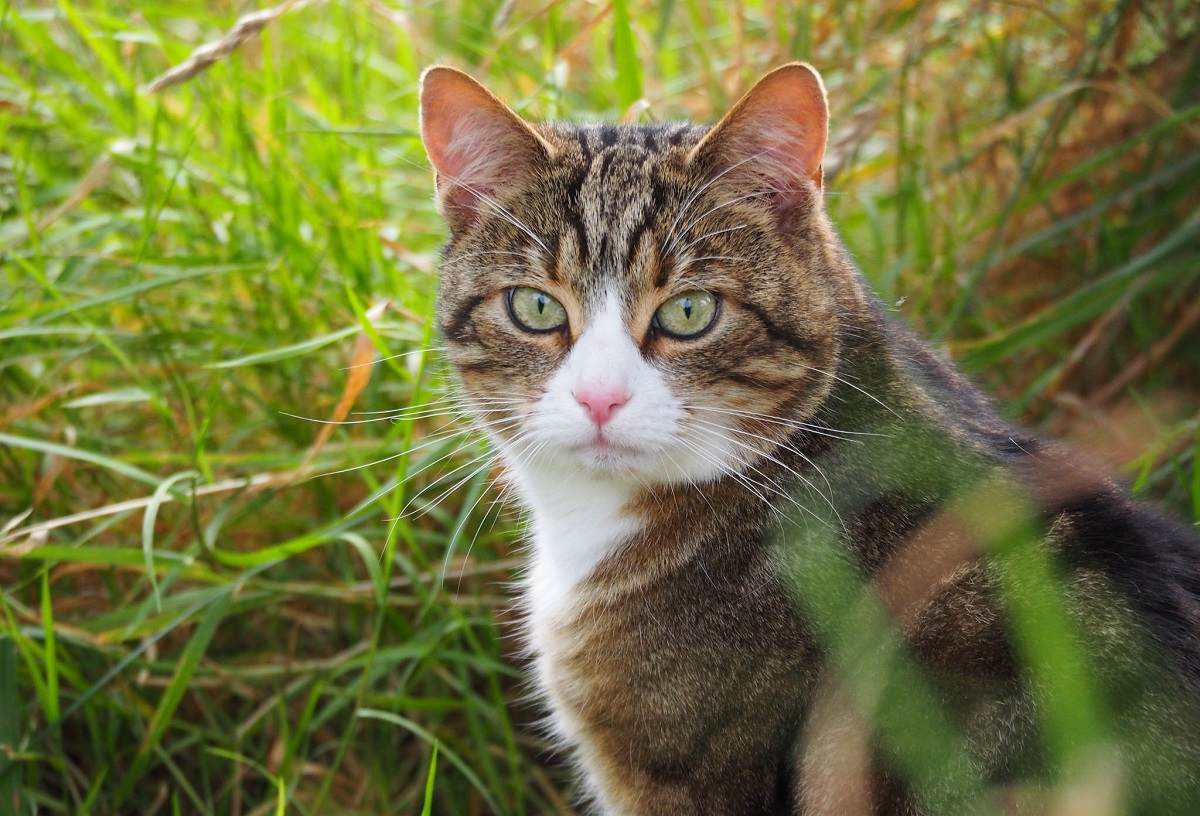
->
[532, 122, 708, 309]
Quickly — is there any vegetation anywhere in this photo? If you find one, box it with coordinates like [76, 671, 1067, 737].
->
[1, 0, 1197, 813]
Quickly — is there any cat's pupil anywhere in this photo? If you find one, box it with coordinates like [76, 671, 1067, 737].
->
[682, 299, 693, 320]
[536, 295, 546, 314]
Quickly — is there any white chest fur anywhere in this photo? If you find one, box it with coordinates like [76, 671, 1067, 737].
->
[507, 456, 640, 752]
[513, 458, 639, 623]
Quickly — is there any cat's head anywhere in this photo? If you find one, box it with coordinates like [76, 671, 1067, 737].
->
[419, 64, 850, 488]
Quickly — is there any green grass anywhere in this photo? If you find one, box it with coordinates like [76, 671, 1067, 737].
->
[1, 0, 1198, 813]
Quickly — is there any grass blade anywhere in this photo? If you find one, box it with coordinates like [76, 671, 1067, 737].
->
[0, 432, 162, 490]
[39, 571, 59, 725]
[611, 0, 643, 110]
[421, 741, 439, 816]
[0, 635, 20, 813]
[358, 708, 502, 815]
[114, 589, 233, 806]
[141, 471, 200, 613]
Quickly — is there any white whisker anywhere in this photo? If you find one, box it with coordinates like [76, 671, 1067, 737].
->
[311, 425, 480, 480]
[678, 254, 760, 269]
[675, 223, 750, 256]
[661, 148, 774, 257]
[690, 418, 841, 525]
[398, 452, 496, 521]
[687, 404, 878, 443]
[342, 346, 446, 370]
[794, 363, 901, 418]
[684, 424, 837, 530]
[668, 191, 766, 257]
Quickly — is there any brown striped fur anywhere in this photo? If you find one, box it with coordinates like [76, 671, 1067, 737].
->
[419, 64, 1200, 814]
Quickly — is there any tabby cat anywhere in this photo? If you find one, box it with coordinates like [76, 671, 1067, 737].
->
[417, 63, 1200, 815]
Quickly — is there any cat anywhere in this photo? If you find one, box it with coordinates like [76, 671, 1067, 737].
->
[417, 63, 1200, 815]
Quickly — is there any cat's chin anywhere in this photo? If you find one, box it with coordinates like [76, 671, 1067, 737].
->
[572, 438, 655, 476]
[569, 439, 727, 486]
[501, 424, 733, 486]
[514, 436, 671, 483]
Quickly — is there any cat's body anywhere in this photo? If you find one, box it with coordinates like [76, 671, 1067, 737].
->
[418, 64, 1200, 814]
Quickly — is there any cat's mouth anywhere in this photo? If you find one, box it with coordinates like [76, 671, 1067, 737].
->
[573, 433, 648, 471]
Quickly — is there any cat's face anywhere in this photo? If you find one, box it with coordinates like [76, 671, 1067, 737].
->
[421, 65, 843, 488]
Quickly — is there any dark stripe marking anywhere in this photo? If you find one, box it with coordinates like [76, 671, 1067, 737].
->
[624, 204, 659, 274]
[726, 371, 794, 391]
[739, 300, 822, 356]
[545, 232, 562, 284]
[443, 294, 486, 343]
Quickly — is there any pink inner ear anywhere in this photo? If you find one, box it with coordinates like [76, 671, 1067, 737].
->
[419, 67, 552, 228]
[426, 105, 509, 188]
[691, 63, 829, 203]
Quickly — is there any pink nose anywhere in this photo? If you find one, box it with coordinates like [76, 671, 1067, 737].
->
[574, 388, 629, 427]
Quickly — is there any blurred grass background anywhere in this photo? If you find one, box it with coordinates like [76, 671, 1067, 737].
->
[1, 0, 1198, 813]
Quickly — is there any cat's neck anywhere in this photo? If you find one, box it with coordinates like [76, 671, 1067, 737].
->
[508, 454, 642, 621]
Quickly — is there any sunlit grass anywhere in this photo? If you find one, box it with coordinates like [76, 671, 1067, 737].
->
[1, 0, 1197, 813]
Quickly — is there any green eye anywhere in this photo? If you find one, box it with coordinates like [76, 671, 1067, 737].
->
[508, 287, 568, 333]
[654, 290, 718, 338]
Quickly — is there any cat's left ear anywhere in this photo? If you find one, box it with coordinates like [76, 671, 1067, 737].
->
[689, 63, 828, 216]
[419, 66, 556, 232]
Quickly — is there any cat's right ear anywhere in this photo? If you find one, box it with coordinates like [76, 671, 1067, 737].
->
[419, 66, 555, 232]
[689, 63, 828, 226]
